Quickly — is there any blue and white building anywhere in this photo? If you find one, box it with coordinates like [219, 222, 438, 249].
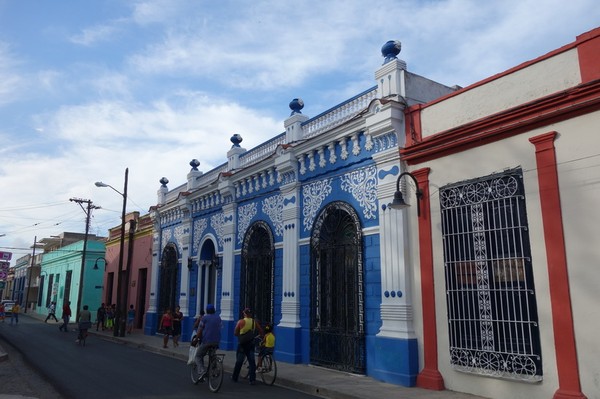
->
[145, 41, 456, 386]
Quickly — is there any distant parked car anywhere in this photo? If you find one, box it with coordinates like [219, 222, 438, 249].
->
[1, 300, 15, 315]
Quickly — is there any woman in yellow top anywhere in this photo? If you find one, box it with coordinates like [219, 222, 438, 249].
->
[257, 323, 275, 372]
[231, 308, 263, 384]
[10, 303, 20, 324]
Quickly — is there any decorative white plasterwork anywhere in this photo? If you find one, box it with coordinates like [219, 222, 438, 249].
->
[365, 133, 373, 151]
[210, 212, 226, 249]
[328, 143, 336, 164]
[339, 137, 349, 160]
[262, 194, 284, 237]
[308, 150, 316, 172]
[373, 131, 398, 153]
[351, 133, 361, 156]
[174, 225, 186, 250]
[302, 178, 333, 231]
[298, 155, 307, 175]
[161, 229, 172, 251]
[340, 165, 378, 220]
[318, 147, 326, 168]
[237, 203, 257, 243]
[193, 218, 208, 254]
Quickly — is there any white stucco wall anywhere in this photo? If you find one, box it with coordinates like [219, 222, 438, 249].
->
[419, 49, 582, 138]
[409, 110, 600, 399]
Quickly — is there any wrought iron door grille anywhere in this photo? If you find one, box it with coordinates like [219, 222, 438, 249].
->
[310, 202, 365, 374]
[157, 244, 179, 329]
[440, 169, 542, 381]
[241, 221, 274, 325]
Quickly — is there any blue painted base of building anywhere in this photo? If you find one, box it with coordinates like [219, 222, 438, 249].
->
[367, 335, 418, 386]
[275, 326, 303, 363]
[145, 311, 158, 335]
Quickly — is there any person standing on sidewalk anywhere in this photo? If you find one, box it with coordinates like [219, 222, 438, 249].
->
[172, 305, 183, 347]
[45, 302, 59, 322]
[159, 308, 174, 348]
[59, 301, 71, 332]
[9, 303, 20, 324]
[126, 304, 135, 334]
[231, 308, 263, 385]
[96, 303, 106, 331]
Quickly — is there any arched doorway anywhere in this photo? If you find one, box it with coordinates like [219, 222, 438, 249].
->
[157, 244, 179, 327]
[310, 201, 365, 373]
[240, 221, 274, 325]
[197, 239, 219, 314]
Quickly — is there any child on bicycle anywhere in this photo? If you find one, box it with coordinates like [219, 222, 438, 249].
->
[257, 323, 275, 372]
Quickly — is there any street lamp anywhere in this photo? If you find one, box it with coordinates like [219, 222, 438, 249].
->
[95, 167, 128, 337]
[93, 257, 107, 271]
[388, 172, 423, 216]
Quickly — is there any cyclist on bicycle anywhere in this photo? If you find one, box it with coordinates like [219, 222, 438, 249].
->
[193, 304, 222, 378]
[257, 323, 275, 372]
[76, 305, 92, 344]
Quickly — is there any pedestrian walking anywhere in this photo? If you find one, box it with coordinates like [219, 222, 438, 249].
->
[59, 301, 71, 332]
[0, 303, 5, 322]
[45, 302, 59, 322]
[126, 304, 135, 334]
[9, 303, 20, 324]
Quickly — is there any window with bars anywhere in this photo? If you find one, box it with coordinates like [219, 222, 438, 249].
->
[440, 168, 542, 381]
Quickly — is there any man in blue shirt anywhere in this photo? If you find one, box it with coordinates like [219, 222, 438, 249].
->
[194, 304, 222, 378]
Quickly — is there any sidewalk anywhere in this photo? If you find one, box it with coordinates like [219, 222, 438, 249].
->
[2, 314, 487, 399]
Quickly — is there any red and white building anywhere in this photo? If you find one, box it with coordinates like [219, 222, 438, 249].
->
[400, 27, 600, 399]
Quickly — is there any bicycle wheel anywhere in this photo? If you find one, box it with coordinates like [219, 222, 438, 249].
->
[207, 355, 224, 392]
[190, 363, 201, 385]
[260, 354, 277, 386]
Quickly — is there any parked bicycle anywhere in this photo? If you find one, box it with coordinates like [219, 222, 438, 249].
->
[240, 337, 277, 386]
[190, 345, 225, 392]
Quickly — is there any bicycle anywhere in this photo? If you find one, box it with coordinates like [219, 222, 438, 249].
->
[190, 345, 225, 392]
[77, 321, 92, 347]
[240, 338, 277, 385]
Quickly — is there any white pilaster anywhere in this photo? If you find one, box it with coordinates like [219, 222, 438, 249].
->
[219, 203, 236, 322]
[278, 184, 301, 328]
[178, 220, 191, 315]
[147, 228, 160, 313]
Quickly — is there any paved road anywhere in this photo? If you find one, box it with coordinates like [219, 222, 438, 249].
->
[0, 316, 320, 399]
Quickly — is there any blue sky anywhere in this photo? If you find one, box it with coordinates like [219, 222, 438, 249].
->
[0, 0, 598, 263]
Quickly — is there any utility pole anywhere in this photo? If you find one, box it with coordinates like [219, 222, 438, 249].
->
[24, 236, 37, 313]
[70, 198, 100, 321]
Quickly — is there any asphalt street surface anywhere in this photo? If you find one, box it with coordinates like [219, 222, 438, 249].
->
[0, 316, 320, 399]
